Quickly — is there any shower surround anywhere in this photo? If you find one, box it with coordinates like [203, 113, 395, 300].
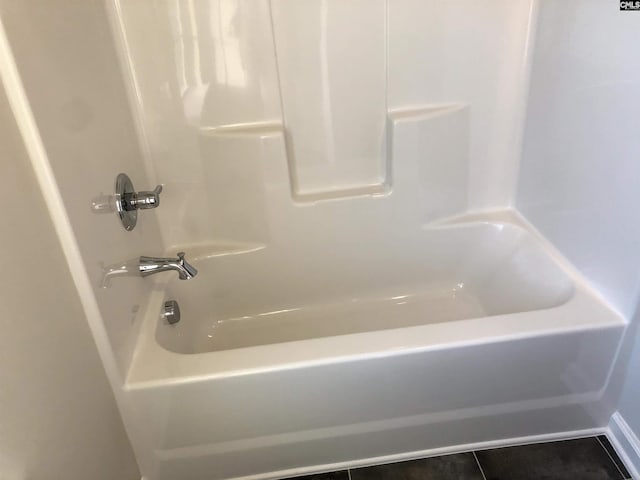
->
[43, 0, 630, 479]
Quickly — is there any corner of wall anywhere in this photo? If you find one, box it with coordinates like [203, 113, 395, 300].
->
[608, 412, 640, 479]
[508, 0, 540, 209]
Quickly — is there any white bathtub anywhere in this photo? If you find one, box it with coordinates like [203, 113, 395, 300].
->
[125, 216, 625, 480]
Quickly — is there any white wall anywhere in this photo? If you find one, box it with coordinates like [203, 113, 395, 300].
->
[0, 0, 164, 379]
[517, 0, 640, 319]
[112, 0, 534, 250]
[516, 0, 640, 446]
[618, 321, 640, 436]
[0, 72, 139, 479]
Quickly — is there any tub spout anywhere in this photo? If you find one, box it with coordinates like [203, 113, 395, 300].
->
[139, 252, 198, 280]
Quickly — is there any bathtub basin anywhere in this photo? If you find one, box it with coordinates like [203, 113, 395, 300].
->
[125, 218, 625, 480]
[156, 221, 574, 354]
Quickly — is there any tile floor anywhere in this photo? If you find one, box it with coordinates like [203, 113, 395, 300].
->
[283, 436, 632, 480]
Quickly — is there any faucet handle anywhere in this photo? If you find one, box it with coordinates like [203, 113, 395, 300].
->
[133, 184, 163, 210]
[115, 173, 163, 231]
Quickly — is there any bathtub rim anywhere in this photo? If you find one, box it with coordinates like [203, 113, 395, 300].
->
[126, 285, 624, 389]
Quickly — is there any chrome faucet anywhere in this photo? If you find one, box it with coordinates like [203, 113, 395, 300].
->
[139, 252, 198, 280]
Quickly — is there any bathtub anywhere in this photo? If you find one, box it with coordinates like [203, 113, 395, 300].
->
[125, 215, 625, 480]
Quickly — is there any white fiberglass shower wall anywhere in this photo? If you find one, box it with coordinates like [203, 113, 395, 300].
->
[1, 1, 638, 480]
[105, 1, 625, 478]
[517, 1, 640, 473]
[111, 0, 534, 249]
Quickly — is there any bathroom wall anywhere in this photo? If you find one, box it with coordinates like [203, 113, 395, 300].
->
[618, 320, 640, 439]
[516, 0, 640, 455]
[0, 71, 139, 479]
[111, 0, 535, 251]
[0, 0, 164, 379]
[517, 0, 640, 320]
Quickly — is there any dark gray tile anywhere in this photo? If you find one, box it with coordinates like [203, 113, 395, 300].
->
[350, 454, 484, 480]
[281, 471, 349, 480]
[597, 435, 632, 479]
[475, 437, 625, 480]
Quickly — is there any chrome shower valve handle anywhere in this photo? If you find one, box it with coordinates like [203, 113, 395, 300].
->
[127, 184, 163, 210]
[115, 173, 163, 231]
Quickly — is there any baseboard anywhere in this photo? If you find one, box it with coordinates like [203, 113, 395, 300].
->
[141, 426, 625, 480]
[608, 412, 640, 479]
[140, 416, 638, 480]
[229, 427, 604, 480]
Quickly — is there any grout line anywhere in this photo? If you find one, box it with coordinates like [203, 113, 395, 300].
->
[596, 435, 630, 480]
[347, 468, 352, 480]
[473, 451, 488, 480]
